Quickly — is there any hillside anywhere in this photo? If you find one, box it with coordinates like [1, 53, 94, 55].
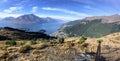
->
[51, 14, 120, 38]
[0, 32, 120, 61]
[0, 27, 54, 40]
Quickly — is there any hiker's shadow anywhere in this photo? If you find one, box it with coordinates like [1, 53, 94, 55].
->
[95, 43, 106, 61]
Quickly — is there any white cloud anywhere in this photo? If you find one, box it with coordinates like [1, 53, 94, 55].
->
[42, 7, 91, 17]
[3, 7, 22, 13]
[0, 13, 22, 18]
[37, 14, 82, 21]
[31, 6, 38, 13]
[84, 5, 92, 9]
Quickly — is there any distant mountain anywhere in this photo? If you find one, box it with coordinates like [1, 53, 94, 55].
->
[0, 17, 14, 23]
[0, 14, 66, 34]
[51, 14, 120, 38]
[12, 14, 44, 24]
[2, 17, 14, 21]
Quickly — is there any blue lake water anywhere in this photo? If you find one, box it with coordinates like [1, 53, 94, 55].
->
[0, 21, 64, 34]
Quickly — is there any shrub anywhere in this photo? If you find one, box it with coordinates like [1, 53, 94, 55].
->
[63, 41, 74, 49]
[32, 38, 37, 41]
[30, 40, 36, 45]
[5, 40, 16, 46]
[97, 39, 103, 43]
[35, 43, 48, 49]
[78, 36, 87, 44]
[32, 49, 40, 54]
[81, 43, 89, 48]
[58, 38, 64, 44]
[18, 45, 31, 53]
[41, 40, 49, 43]
[0, 51, 9, 59]
[20, 41, 26, 45]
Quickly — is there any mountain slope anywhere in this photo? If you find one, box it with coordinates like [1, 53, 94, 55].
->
[12, 14, 44, 24]
[0, 27, 54, 40]
[51, 14, 120, 38]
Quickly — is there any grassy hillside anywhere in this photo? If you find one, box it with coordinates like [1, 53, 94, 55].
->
[0, 32, 120, 61]
[63, 19, 120, 38]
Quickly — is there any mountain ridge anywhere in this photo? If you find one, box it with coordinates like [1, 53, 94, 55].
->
[0, 14, 65, 34]
[51, 14, 120, 38]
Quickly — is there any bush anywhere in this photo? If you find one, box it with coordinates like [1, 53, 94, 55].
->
[58, 38, 64, 44]
[78, 36, 87, 44]
[5, 40, 16, 46]
[32, 49, 40, 54]
[41, 40, 49, 43]
[97, 39, 103, 43]
[30, 40, 36, 45]
[35, 43, 48, 49]
[32, 38, 37, 41]
[0, 51, 9, 59]
[19, 45, 31, 53]
[20, 41, 26, 45]
[81, 43, 89, 48]
[63, 41, 74, 49]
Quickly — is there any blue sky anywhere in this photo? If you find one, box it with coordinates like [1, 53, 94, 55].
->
[0, 0, 120, 21]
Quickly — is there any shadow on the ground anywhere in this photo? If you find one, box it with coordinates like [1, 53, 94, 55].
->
[95, 43, 106, 61]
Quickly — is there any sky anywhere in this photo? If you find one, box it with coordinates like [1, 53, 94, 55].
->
[0, 0, 120, 21]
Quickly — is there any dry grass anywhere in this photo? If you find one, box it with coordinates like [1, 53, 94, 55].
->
[0, 33, 120, 61]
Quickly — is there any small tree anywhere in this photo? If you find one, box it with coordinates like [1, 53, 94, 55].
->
[78, 36, 87, 44]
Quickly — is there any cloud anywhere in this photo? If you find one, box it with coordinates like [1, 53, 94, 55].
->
[73, 0, 95, 5]
[84, 5, 93, 9]
[0, 13, 22, 18]
[37, 14, 82, 21]
[3, 7, 22, 13]
[31, 6, 38, 13]
[42, 7, 91, 17]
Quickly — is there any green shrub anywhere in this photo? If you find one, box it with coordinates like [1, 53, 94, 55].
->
[58, 38, 64, 44]
[35, 43, 48, 49]
[32, 38, 37, 41]
[20, 41, 26, 45]
[97, 39, 103, 43]
[78, 36, 87, 44]
[19, 45, 31, 53]
[41, 40, 49, 43]
[30, 40, 36, 45]
[82, 43, 89, 48]
[5, 40, 16, 46]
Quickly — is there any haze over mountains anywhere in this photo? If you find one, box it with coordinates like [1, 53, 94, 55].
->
[0, 14, 65, 34]
[1, 13, 120, 38]
[51, 14, 120, 38]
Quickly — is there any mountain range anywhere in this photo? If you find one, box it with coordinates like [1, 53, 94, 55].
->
[0, 14, 65, 34]
[51, 14, 120, 38]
